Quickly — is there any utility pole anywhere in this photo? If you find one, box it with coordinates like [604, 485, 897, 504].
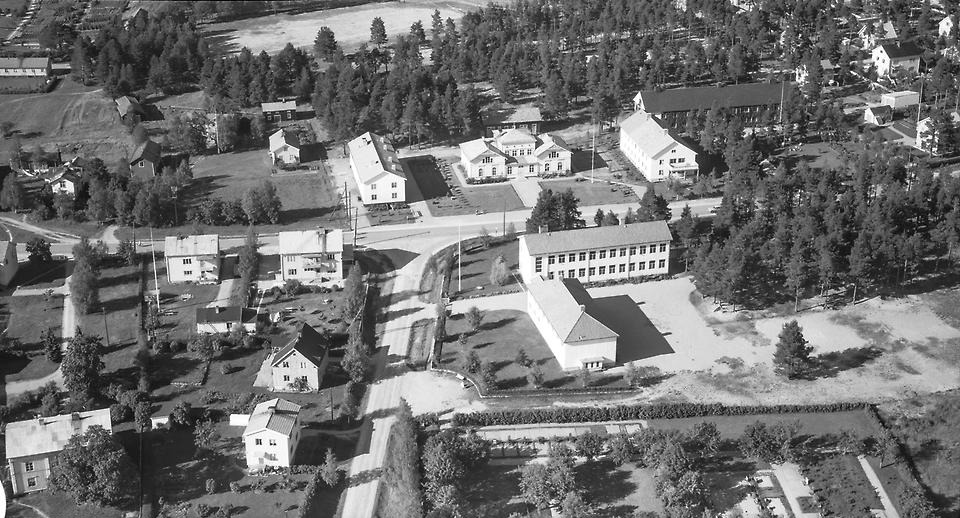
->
[457, 223, 462, 293]
[353, 208, 359, 248]
[149, 227, 160, 308]
[329, 389, 334, 421]
[590, 126, 596, 183]
[502, 197, 506, 237]
[101, 305, 111, 347]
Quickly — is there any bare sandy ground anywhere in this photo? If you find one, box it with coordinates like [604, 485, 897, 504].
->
[205, 0, 488, 55]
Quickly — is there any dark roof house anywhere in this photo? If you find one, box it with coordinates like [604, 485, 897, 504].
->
[271, 323, 329, 369]
[130, 140, 160, 166]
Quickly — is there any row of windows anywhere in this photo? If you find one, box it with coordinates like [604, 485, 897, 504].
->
[370, 182, 398, 190]
[370, 192, 399, 201]
[283, 254, 337, 261]
[254, 438, 280, 446]
[280, 362, 309, 368]
[544, 260, 666, 279]
[535, 244, 668, 268]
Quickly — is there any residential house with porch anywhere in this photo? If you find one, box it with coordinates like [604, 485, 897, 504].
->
[164, 234, 220, 284]
[278, 229, 344, 283]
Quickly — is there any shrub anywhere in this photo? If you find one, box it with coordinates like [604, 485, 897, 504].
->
[229, 481, 241, 493]
[216, 504, 232, 518]
[206, 478, 217, 494]
[219, 363, 234, 375]
[197, 503, 212, 518]
[109, 403, 132, 424]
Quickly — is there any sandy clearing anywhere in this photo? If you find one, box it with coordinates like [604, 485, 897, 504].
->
[206, 0, 484, 55]
[400, 369, 482, 416]
[754, 313, 869, 355]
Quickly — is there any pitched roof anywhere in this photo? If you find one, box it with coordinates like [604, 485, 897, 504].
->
[637, 83, 787, 114]
[115, 96, 144, 116]
[534, 134, 570, 156]
[261, 100, 297, 112]
[0, 240, 14, 262]
[130, 139, 160, 164]
[867, 105, 893, 116]
[496, 128, 538, 145]
[4, 409, 112, 459]
[459, 138, 502, 162]
[878, 41, 923, 59]
[482, 105, 543, 126]
[0, 57, 50, 70]
[621, 112, 694, 159]
[269, 129, 300, 152]
[196, 306, 259, 325]
[526, 278, 618, 343]
[243, 398, 301, 437]
[522, 221, 673, 256]
[272, 323, 329, 368]
[165, 234, 219, 257]
[347, 132, 405, 183]
[277, 229, 343, 255]
[883, 90, 919, 99]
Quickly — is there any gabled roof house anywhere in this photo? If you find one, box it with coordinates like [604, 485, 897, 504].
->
[271, 323, 330, 392]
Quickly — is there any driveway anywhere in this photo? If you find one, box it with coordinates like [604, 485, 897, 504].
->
[858, 455, 901, 518]
[511, 176, 543, 207]
[771, 462, 820, 518]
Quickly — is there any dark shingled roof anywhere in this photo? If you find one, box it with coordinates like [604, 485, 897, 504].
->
[639, 83, 788, 114]
[271, 323, 328, 368]
[878, 41, 923, 59]
[130, 139, 160, 164]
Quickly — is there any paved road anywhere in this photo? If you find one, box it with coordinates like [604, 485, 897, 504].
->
[858, 455, 901, 518]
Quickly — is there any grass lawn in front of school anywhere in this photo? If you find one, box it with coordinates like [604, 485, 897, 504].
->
[442, 309, 615, 390]
[538, 178, 639, 206]
[451, 237, 521, 298]
[405, 155, 525, 217]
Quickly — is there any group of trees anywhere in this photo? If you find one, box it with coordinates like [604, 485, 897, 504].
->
[525, 188, 584, 233]
[200, 43, 313, 110]
[70, 238, 107, 315]
[189, 180, 283, 226]
[421, 430, 491, 516]
[689, 142, 960, 310]
[381, 399, 424, 517]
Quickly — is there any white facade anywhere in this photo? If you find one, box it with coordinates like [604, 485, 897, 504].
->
[272, 348, 326, 392]
[348, 132, 406, 205]
[243, 399, 302, 470]
[277, 229, 344, 282]
[0, 57, 50, 77]
[164, 235, 220, 284]
[525, 279, 618, 370]
[864, 107, 892, 126]
[518, 221, 673, 285]
[941, 15, 956, 38]
[0, 241, 18, 286]
[269, 129, 300, 165]
[459, 130, 571, 180]
[619, 112, 698, 182]
[872, 45, 922, 78]
[881, 91, 920, 109]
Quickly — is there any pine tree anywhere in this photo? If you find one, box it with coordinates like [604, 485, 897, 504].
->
[773, 320, 813, 379]
[370, 17, 388, 46]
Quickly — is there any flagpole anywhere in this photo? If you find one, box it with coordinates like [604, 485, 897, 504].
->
[457, 223, 462, 293]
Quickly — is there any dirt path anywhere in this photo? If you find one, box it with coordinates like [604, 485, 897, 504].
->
[858, 455, 901, 518]
[8, 500, 51, 518]
[0, 87, 104, 107]
[0, 216, 81, 243]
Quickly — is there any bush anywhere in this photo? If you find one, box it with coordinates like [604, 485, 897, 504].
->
[216, 504, 232, 518]
[220, 363, 234, 375]
[229, 481, 242, 493]
[197, 503, 212, 518]
[206, 478, 217, 494]
[452, 402, 872, 427]
[109, 403, 132, 424]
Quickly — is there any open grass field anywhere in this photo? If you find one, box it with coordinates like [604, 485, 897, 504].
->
[647, 409, 880, 439]
[452, 237, 521, 297]
[203, 0, 488, 55]
[405, 155, 525, 217]
[0, 294, 62, 383]
[15, 492, 125, 518]
[77, 263, 142, 348]
[539, 178, 639, 206]
[0, 79, 130, 166]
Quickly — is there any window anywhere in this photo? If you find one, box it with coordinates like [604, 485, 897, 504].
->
[182, 258, 192, 265]
[589, 251, 596, 260]
[649, 260, 656, 269]
[568, 269, 575, 277]
[544, 163, 550, 171]
[610, 248, 617, 256]
[588, 267, 596, 276]
[619, 264, 626, 273]
[569, 253, 576, 262]
[24, 461, 34, 472]
[27, 477, 38, 488]
[255, 438, 263, 445]
[282, 362, 289, 368]
[301, 363, 306, 368]
[283, 375, 290, 382]
[639, 245, 647, 254]
[549, 151, 559, 158]
[579, 252, 587, 261]
[138, 160, 144, 168]
[371, 183, 377, 190]
[529, 165, 535, 173]
[492, 166, 497, 175]
[578, 268, 586, 277]
[288, 269, 297, 276]
[557, 271, 563, 278]
[547, 272, 554, 279]
[660, 243, 667, 253]
[629, 263, 636, 271]
[598, 266, 606, 275]
[558, 254, 565, 263]
[639, 262, 646, 270]
[620, 248, 627, 257]
[391, 182, 397, 188]
[548, 255, 555, 265]
[269, 439, 277, 446]
[659, 259, 666, 268]
[535, 257, 543, 272]
[677, 157, 685, 163]
[599, 250, 606, 259]
[659, 159, 664, 165]
[629, 246, 636, 255]
[511, 150, 518, 157]
[507, 167, 513, 175]
[482, 156, 493, 164]
[392, 193, 398, 199]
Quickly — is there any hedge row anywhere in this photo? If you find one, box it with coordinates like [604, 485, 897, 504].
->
[581, 272, 672, 289]
[452, 402, 871, 427]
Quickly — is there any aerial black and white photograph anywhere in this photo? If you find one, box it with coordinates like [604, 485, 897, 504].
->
[0, 0, 959, 517]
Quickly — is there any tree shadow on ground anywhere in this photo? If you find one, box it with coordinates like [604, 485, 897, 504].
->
[480, 316, 516, 332]
[577, 460, 636, 509]
[808, 346, 883, 378]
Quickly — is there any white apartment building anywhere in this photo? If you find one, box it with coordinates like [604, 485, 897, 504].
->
[458, 129, 571, 180]
[619, 112, 698, 182]
[278, 229, 344, 283]
[164, 234, 220, 284]
[518, 221, 673, 285]
[348, 132, 406, 205]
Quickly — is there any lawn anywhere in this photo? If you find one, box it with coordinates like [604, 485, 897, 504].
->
[452, 237, 521, 298]
[538, 178, 639, 206]
[76, 263, 142, 348]
[115, 150, 348, 239]
[461, 463, 550, 517]
[646, 409, 880, 439]
[153, 261, 222, 341]
[16, 492, 126, 518]
[443, 309, 594, 390]
[9, 258, 71, 289]
[0, 294, 63, 386]
[799, 454, 882, 516]
[576, 460, 665, 518]
[405, 155, 525, 217]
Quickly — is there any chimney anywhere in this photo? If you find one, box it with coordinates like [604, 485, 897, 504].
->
[216, 306, 223, 314]
[578, 304, 586, 312]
